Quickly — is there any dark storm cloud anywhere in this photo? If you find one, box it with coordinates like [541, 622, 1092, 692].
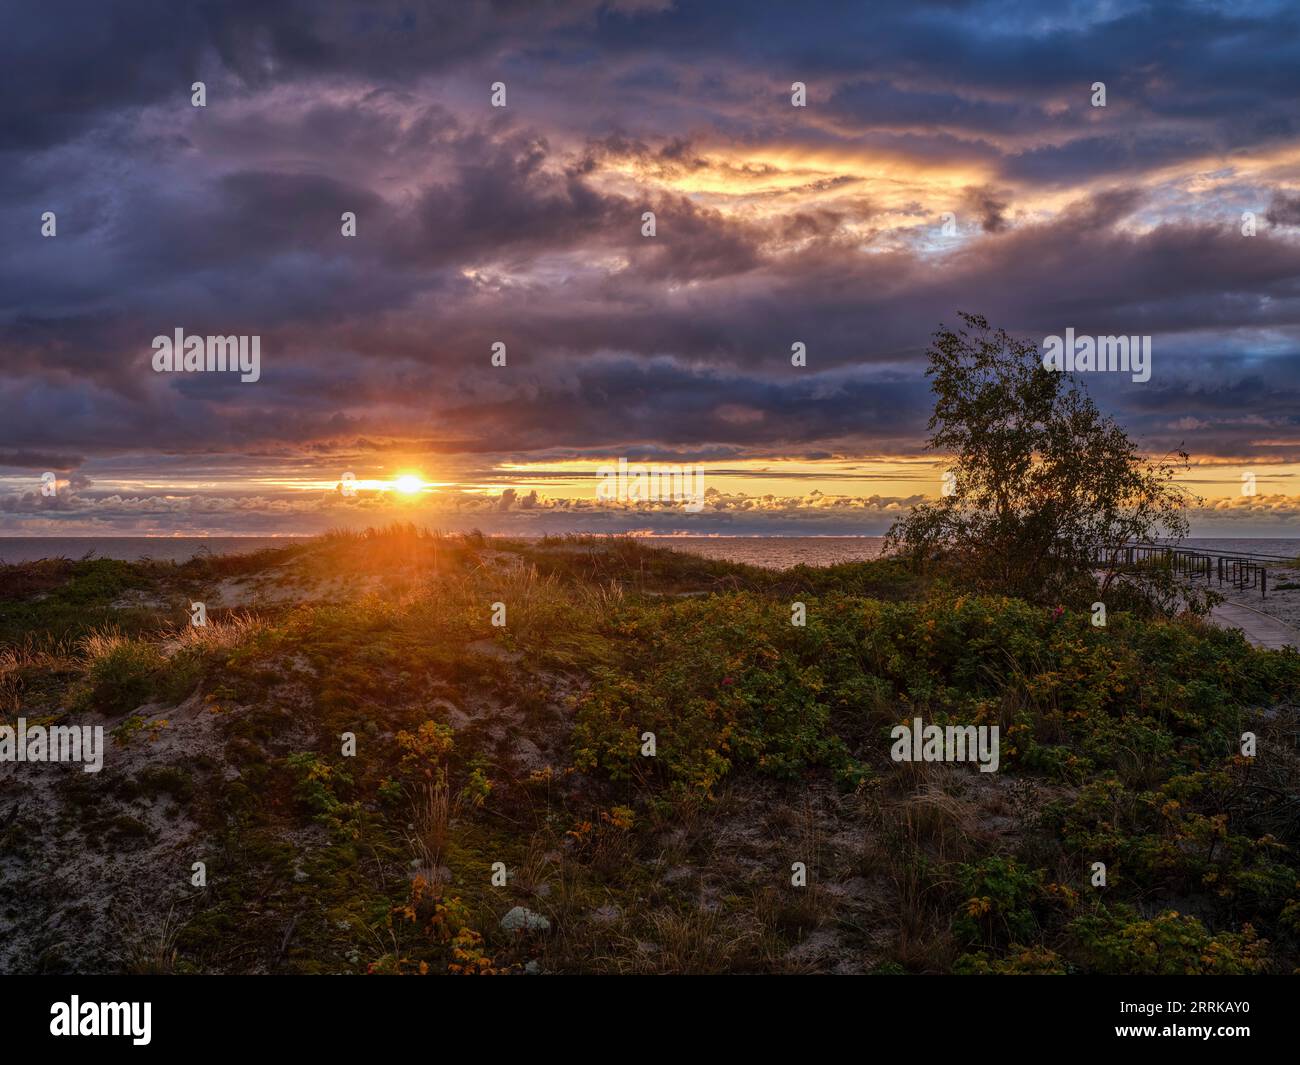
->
[1267, 191, 1300, 227]
[13, 1, 1300, 156]
[0, 2, 208, 151]
[825, 80, 1042, 137]
[0, 0, 621, 152]
[4, 0, 1300, 506]
[962, 186, 1010, 233]
[0, 451, 84, 470]
[424, 355, 930, 454]
[1003, 132, 1222, 186]
[338, 185, 1300, 374]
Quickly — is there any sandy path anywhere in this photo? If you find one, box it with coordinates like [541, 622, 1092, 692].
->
[1188, 558, 1300, 650]
[1210, 600, 1300, 650]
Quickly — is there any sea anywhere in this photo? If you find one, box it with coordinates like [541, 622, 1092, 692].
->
[1, 535, 1297, 570]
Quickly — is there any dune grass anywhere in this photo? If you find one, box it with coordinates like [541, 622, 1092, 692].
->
[2, 524, 1298, 975]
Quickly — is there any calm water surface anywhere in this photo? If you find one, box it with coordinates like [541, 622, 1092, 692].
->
[0, 534, 1295, 570]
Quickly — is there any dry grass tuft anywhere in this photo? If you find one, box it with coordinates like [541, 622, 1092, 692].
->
[0, 639, 77, 714]
[408, 777, 451, 875]
[171, 609, 267, 652]
[79, 625, 130, 663]
[606, 908, 760, 974]
[111, 900, 188, 975]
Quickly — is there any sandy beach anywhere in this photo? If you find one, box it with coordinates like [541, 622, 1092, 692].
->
[1196, 559, 1300, 648]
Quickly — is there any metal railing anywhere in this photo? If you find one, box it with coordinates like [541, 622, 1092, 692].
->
[1085, 543, 1276, 598]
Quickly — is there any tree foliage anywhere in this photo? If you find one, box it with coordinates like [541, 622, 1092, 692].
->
[886, 313, 1195, 607]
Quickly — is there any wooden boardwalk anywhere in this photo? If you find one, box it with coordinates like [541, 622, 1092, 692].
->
[1210, 601, 1300, 650]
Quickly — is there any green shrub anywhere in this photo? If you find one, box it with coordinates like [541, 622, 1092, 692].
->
[1070, 909, 1269, 974]
[954, 946, 1068, 975]
[285, 752, 354, 816]
[137, 765, 194, 802]
[76, 641, 165, 716]
[953, 857, 1044, 947]
[574, 594, 862, 796]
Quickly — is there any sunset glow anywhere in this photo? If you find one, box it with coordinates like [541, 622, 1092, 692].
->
[391, 475, 426, 496]
[2, 1, 1299, 539]
[9, 0, 1300, 1002]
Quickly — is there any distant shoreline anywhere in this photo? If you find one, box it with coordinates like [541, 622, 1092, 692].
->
[2, 532, 1297, 540]
[1, 533, 1296, 569]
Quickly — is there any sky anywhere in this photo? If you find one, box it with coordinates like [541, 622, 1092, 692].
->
[4, 0, 1300, 537]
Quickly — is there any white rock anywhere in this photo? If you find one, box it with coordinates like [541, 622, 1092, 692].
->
[500, 906, 550, 933]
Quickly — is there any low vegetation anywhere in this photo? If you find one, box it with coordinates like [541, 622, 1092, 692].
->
[1, 525, 1297, 974]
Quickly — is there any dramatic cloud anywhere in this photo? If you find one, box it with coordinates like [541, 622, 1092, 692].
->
[3, 0, 1300, 534]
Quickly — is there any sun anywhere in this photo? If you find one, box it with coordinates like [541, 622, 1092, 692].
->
[392, 474, 425, 495]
